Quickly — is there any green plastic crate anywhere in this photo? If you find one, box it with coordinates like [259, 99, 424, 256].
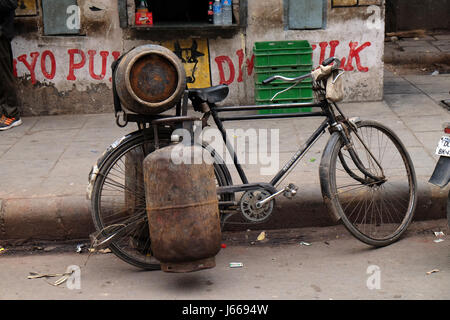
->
[254, 40, 313, 114]
[255, 83, 313, 101]
[255, 55, 312, 68]
[255, 66, 313, 85]
[255, 80, 313, 114]
[253, 40, 313, 56]
[254, 40, 313, 68]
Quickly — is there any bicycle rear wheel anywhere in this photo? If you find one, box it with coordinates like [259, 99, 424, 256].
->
[90, 130, 232, 270]
[321, 120, 417, 246]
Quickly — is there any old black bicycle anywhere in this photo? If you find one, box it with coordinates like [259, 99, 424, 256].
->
[87, 57, 417, 270]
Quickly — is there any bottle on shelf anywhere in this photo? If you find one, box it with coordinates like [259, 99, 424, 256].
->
[222, 0, 232, 25]
[213, 0, 222, 25]
[135, 0, 153, 26]
[208, 1, 214, 24]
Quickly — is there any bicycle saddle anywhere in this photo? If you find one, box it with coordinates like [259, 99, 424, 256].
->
[188, 84, 229, 104]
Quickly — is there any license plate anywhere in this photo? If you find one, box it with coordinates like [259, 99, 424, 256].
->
[436, 136, 450, 157]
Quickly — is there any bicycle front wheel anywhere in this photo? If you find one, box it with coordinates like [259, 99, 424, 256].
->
[321, 120, 417, 246]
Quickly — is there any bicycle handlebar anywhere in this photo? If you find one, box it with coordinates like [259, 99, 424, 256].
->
[262, 57, 342, 86]
[323, 57, 342, 71]
[262, 73, 312, 85]
[261, 76, 277, 85]
[322, 57, 336, 66]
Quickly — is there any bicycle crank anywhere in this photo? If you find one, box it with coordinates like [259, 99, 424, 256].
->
[255, 183, 298, 208]
[239, 184, 298, 223]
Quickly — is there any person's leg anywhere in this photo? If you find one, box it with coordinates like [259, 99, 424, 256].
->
[0, 35, 20, 119]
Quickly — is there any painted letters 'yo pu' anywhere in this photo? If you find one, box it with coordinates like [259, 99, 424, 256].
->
[143, 144, 222, 273]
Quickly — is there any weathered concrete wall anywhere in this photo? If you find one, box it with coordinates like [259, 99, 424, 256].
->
[13, 0, 123, 115]
[12, 0, 385, 115]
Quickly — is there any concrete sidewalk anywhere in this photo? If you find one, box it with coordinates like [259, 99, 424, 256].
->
[0, 70, 449, 242]
[384, 33, 450, 66]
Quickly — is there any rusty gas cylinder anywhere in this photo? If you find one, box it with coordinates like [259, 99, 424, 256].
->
[114, 44, 186, 115]
[143, 144, 221, 272]
[124, 147, 150, 253]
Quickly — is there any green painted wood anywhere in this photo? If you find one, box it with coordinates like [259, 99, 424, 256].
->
[288, 0, 324, 29]
[118, 0, 128, 28]
[41, 0, 80, 35]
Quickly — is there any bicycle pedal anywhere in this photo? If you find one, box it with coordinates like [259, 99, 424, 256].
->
[283, 183, 298, 199]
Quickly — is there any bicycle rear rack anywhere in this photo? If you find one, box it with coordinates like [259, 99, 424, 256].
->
[115, 90, 192, 130]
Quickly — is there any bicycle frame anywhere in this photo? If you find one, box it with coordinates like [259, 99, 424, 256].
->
[208, 99, 337, 197]
[121, 89, 385, 201]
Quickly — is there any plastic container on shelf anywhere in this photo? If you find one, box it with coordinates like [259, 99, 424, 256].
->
[222, 0, 232, 25]
[208, 1, 214, 24]
[213, 0, 223, 25]
[135, 0, 153, 26]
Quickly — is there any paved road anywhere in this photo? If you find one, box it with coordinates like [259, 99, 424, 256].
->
[0, 220, 448, 300]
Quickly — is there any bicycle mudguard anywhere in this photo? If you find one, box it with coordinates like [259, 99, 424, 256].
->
[318, 131, 342, 222]
[429, 156, 450, 188]
[447, 191, 450, 229]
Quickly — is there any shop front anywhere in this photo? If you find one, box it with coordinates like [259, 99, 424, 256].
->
[12, 0, 384, 116]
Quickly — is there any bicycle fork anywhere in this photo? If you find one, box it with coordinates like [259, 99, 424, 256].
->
[335, 119, 386, 186]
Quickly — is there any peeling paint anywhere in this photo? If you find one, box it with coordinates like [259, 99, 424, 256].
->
[16, 78, 113, 116]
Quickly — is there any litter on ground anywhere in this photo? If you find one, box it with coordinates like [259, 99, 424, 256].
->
[426, 269, 440, 275]
[433, 231, 445, 243]
[257, 232, 266, 241]
[76, 244, 86, 253]
[229, 262, 243, 268]
[27, 272, 69, 280]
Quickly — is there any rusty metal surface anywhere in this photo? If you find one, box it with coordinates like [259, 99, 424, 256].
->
[129, 54, 179, 103]
[125, 148, 145, 216]
[143, 144, 221, 273]
[114, 44, 186, 115]
[161, 257, 216, 273]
